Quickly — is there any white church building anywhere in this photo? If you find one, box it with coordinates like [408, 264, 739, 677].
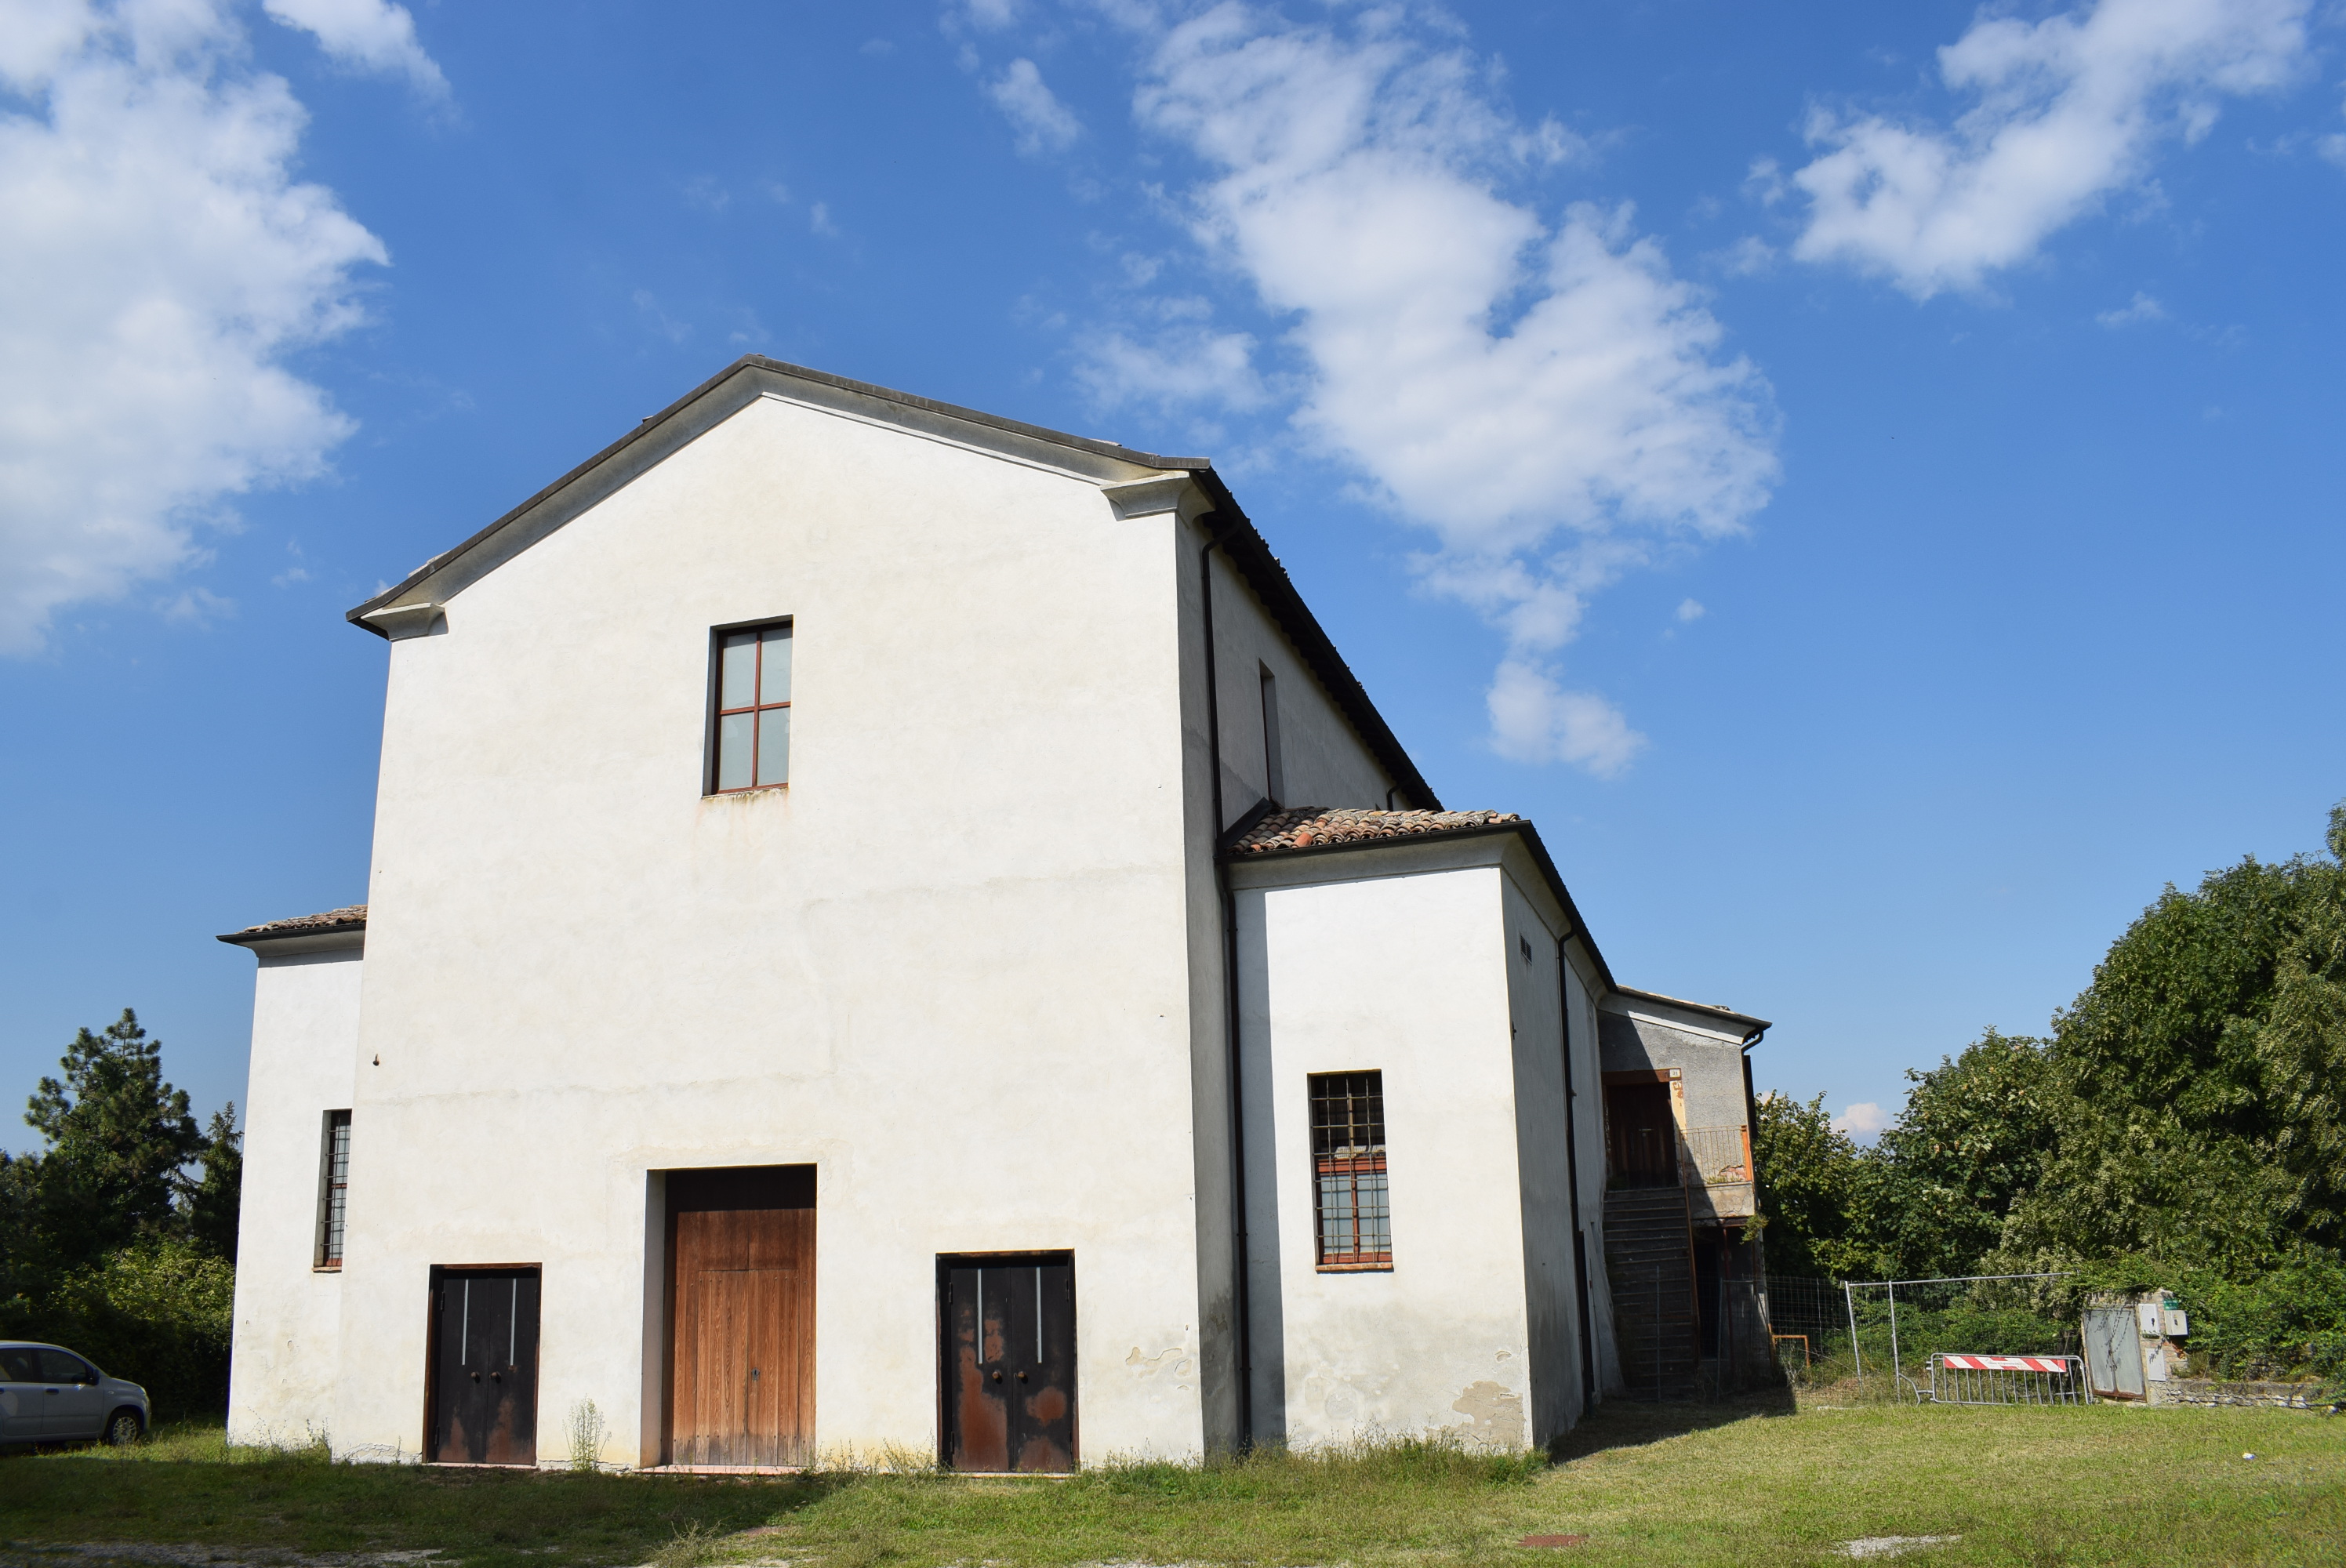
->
[219, 356, 1766, 1470]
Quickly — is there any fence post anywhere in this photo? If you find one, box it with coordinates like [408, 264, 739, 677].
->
[1846, 1282, 1862, 1383]
[1889, 1281, 1904, 1399]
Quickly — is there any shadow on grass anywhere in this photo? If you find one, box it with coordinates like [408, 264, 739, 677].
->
[1549, 1385, 1798, 1463]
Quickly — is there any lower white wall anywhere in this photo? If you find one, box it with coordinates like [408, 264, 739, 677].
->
[1235, 859, 1536, 1450]
[226, 943, 361, 1446]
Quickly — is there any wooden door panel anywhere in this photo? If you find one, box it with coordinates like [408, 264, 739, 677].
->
[1607, 1084, 1678, 1187]
[667, 1174, 814, 1468]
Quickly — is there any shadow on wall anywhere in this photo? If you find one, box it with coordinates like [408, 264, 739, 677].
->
[1549, 1386, 1796, 1462]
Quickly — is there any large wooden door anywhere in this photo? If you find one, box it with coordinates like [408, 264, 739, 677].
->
[428, 1267, 540, 1465]
[666, 1166, 815, 1467]
[939, 1253, 1075, 1472]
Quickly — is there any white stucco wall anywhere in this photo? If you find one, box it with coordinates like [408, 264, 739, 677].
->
[329, 391, 1219, 1465]
[1233, 848, 1559, 1450]
[1563, 956, 1621, 1398]
[1499, 872, 1581, 1441]
[1197, 543, 1395, 818]
[226, 942, 361, 1446]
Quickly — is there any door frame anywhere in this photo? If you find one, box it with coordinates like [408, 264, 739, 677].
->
[934, 1249, 1078, 1473]
[420, 1262, 544, 1467]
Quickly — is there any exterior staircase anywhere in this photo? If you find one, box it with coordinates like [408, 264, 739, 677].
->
[1603, 1186, 1701, 1400]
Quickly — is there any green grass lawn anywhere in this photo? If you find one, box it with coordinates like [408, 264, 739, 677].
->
[4, 1395, 2341, 1568]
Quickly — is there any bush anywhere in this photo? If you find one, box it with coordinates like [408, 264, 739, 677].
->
[0, 1237, 234, 1419]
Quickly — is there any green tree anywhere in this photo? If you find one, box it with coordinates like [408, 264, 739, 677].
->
[2005, 803, 2346, 1269]
[1867, 1030, 2056, 1279]
[21, 1009, 204, 1271]
[184, 1105, 242, 1261]
[1752, 1091, 1880, 1279]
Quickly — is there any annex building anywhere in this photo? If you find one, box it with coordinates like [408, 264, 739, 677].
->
[220, 357, 1770, 1470]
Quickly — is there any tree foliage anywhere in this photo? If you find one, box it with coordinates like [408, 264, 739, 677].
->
[2006, 803, 2346, 1269]
[0, 1009, 242, 1414]
[1756, 800, 2346, 1376]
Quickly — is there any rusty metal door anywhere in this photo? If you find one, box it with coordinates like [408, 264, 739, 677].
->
[1607, 1083, 1678, 1187]
[428, 1267, 540, 1465]
[666, 1166, 815, 1467]
[939, 1254, 1075, 1472]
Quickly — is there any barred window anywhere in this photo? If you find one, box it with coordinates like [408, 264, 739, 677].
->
[711, 621, 792, 793]
[316, 1110, 351, 1269]
[1309, 1071, 1391, 1270]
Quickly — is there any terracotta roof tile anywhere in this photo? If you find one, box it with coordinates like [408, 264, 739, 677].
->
[1227, 807, 1522, 856]
[231, 905, 368, 936]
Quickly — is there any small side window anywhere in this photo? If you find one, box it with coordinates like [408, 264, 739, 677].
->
[317, 1110, 351, 1269]
[710, 621, 793, 793]
[1258, 664, 1285, 808]
[1309, 1071, 1391, 1270]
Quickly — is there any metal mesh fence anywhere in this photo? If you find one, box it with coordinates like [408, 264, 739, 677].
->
[1760, 1275, 1855, 1381]
[1843, 1274, 2081, 1403]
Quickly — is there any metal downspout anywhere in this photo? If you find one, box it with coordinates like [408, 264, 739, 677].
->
[1556, 936, 1596, 1410]
[1200, 526, 1255, 1450]
[1738, 1025, 1770, 1320]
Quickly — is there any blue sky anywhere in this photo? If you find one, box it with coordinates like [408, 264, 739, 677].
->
[3, 0, 2343, 1150]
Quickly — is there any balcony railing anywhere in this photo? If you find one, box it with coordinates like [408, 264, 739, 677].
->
[1681, 1123, 1752, 1185]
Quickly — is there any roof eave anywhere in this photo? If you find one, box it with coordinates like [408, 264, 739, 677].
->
[216, 924, 367, 954]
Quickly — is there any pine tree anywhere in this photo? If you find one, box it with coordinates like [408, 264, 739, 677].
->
[184, 1105, 243, 1261]
[23, 1009, 204, 1271]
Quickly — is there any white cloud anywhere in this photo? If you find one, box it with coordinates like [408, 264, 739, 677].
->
[1676, 597, 1705, 622]
[1075, 323, 1268, 416]
[159, 584, 235, 626]
[1487, 659, 1646, 778]
[1832, 1101, 1890, 1138]
[1116, 2, 1776, 775]
[2097, 290, 2166, 326]
[0, 0, 387, 654]
[1789, 0, 2308, 299]
[261, 0, 447, 100]
[808, 201, 838, 237]
[988, 57, 1083, 154]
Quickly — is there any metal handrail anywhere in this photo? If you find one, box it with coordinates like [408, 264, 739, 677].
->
[1680, 1123, 1750, 1185]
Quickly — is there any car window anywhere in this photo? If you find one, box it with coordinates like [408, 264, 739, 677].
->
[0, 1348, 38, 1381]
[35, 1349, 92, 1382]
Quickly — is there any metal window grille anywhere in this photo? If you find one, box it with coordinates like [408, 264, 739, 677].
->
[1309, 1071, 1391, 1269]
[712, 622, 792, 792]
[317, 1110, 350, 1269]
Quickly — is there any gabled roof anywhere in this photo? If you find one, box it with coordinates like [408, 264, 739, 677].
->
[216, 906, 367, 948]
[346, 355, 1437, 811]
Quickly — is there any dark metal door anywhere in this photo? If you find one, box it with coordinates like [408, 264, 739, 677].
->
[430, 1268, 540, 1464]
[940, 1254, 1075, 1472]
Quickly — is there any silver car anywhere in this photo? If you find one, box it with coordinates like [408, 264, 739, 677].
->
[0, 1341, 150, 1446]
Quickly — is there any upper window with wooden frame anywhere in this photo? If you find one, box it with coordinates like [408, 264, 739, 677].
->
[1309, 1071, 1391, 1270]
[710, 621, 792, 793]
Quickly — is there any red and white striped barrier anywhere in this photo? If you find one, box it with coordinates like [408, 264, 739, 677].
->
[1937, 1355, 2072, 1373]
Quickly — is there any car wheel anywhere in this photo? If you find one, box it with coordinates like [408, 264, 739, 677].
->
[103, 1409, 144, 1446]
